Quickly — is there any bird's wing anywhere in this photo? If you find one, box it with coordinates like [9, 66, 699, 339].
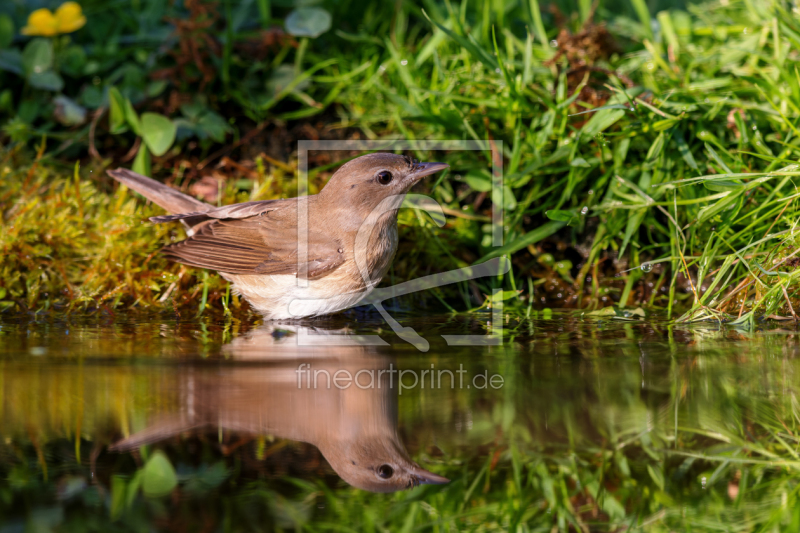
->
[149, 199, 287, 224]
[161, 216, 346, 280]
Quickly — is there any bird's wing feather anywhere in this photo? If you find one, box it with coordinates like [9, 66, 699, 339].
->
[149, 199, 288, 224]
[161, 216, 346, 280]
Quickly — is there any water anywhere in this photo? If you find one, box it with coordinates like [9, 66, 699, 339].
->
[1, 310, 799, 530]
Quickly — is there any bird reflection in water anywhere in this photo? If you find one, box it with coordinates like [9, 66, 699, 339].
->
[112, 324, 449, 493]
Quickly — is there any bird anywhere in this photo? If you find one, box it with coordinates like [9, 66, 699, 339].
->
[111, 324, 450, 493]
[107, 154, 448, 319]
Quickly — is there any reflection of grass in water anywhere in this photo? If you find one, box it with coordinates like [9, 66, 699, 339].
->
[1, 315, 799, 530]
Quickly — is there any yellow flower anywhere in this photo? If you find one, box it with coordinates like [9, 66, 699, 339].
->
[22, 2, 86, 37]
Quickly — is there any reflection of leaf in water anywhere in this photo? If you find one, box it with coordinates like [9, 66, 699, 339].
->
[585, 306, 646, 320]
[183, 463, 229, 496]
[142, 451, 178, 498]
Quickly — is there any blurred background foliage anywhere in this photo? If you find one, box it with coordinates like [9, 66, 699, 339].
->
[1, 0, 800, 324]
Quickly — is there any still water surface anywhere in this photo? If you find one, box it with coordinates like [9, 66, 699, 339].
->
[0, 311, 798, 531]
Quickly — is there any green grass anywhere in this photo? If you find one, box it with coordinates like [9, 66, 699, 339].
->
[2, 0, 800, 323]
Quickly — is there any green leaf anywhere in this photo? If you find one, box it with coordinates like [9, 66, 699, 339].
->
[142, 451, 177, 498]
[127, 470, 143, 508]
[647, 464, 665, 490]
[0, 49, 24, 75]
[463, 169, 492, 192]
[703, 179, 743, 192]
[28, 71, 64, 92]
[570, 157, 591, 168]
[0, 15, 14, 49]
[491, 184, 517, 210]
[545, 209, 577, 223]
[124, 99, 141, 136]
[619, 208, 646, 256]
[110, 476, 127, 520]
[108, 87, 128, 134]
[673, 128, 698, 170]
[586, 307, 617, 317]
[21, 38, 53, 76]
[140, 113, 176, 156]
[285, 7, 332, 38]
[132, 145, 151, 176]
[490, 290, 522, 302]
[197, 111, 231, 143]
[53, 95, 87, 125]
[630, 0, 654, 41]
[580, 108, 626, 137]
[696, 192, 738, 224]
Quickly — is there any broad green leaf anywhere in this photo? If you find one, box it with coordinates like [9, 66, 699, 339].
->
[285, 7, 332, 38]
[21, 38, 52, 75]
[140, 113, 176, 156]
[464, 169, 492, 192]
[124, 99, 141, 136]
[197, 111, 231, 142]
[53, 95, 87, 125]
[28, 71, 63, 91]
[142, 451, 177, 498]
[108, 87, 128, 134]
[110, 476, 127, 519]
[545, 209, 576, 222]
[127, 470, 143, 508]
[491, 184, 517, 210]
[0, 49, 23, 75]
[132, 145, 151, 176]
[586, 307, 617, 317]
[491, 290, 522, 302]
[0, 15, 13, 49]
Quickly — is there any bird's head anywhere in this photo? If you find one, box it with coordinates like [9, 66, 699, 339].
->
[319, 153, 448, 220]
[320, 434, 449, 493]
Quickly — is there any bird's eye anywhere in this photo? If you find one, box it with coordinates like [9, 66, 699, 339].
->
[376, 464, 394, 479]
[376, 171, 393, 185]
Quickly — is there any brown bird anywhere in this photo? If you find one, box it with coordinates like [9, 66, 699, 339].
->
[112, 324, 450, 493]
[108, 154, 447, 319]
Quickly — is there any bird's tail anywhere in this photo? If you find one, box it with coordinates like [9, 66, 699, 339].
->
[107, 168, 211, 215]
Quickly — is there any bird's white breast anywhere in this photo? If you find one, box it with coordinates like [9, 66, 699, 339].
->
[222, 222, 399, 320]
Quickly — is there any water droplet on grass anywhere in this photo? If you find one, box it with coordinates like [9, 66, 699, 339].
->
[581, 206, 588, 215]
[640, 262, 653, 273]
[550, 40, 558, 47]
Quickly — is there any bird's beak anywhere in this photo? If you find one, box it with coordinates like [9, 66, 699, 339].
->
[411, 466, 450, 486]
[407, 162, 449, 183]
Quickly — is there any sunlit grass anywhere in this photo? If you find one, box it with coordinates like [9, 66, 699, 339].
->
[2, 0, 800, 323]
